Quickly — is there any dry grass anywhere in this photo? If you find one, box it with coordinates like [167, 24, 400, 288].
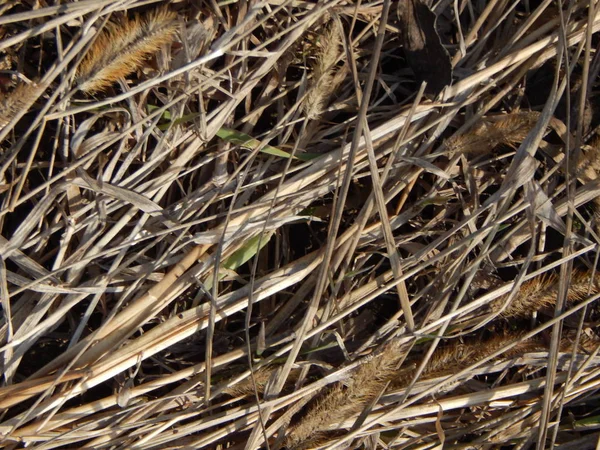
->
[76, 7, 178, 93]
[0, 82, 43, 129]
[1, 0, 600, 449]
[303, 18, 346, 120]
[445, 111, 543, 156]
[490, 269, 600, 318]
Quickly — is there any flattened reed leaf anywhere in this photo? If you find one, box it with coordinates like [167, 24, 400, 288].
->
[216, 127, 319, 161]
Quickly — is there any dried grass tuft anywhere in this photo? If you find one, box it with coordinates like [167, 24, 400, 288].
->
[2, 1, 600, 449]
[76, 8, 178, 93]
[577, 136, 600, 223]
[223, 367, 300, 397]
[0, 82, 42, 128]
[285, 339, 407, 449]
[578, 136, 600, 184]
[490, 271, 600, 319]
[303, 20, 346, 120]
[446, 111, 541, 155]
[287, 327, 599, 448]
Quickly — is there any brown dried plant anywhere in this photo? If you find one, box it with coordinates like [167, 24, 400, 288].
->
[223, 367, 300, 398]
[223, 367, 274, 398]
[285, 339, 407, 450]
[0, 82, 43, 129]
[303, 20, 346, 120]
[446, 111, 541, 155]
[76, 8, 178, 94]
[577, 135, 600, 222]
[393, 330, 599, 390]
[490, 270, 600, 319]
[578, 136, 600, 183]
[392, 332, 537, 390]
[286, 300, 600, 448]
[3, 1, 600, 448]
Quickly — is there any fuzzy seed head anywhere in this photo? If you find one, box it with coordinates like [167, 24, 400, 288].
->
[0, 82, 43, 129]
[304, 20, 345, 120]
[446, 111, 541, 155]
[77, 8, 178, 93]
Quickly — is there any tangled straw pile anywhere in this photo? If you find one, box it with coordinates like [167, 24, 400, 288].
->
[1, 0, 600, 448]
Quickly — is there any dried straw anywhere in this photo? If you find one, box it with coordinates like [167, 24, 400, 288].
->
[1, 1, 600, 448]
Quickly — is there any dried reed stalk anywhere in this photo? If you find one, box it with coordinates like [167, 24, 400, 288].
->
[76, 8, 178, 93]
[490, 270, 600, 318]
[446, 111, 541, 155]
[2, 1, 600, 448]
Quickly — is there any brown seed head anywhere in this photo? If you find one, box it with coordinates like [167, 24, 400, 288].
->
[77, 8, 178, 93]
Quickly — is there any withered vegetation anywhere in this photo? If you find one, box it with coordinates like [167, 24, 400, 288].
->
[0, 82, 43, 129]
[303, 19, 346, 120]
[490, 270, 600, 318]
[76, 7, 178, 93]
[445, 111, 542, 155]
[1, 1, 600, 449]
